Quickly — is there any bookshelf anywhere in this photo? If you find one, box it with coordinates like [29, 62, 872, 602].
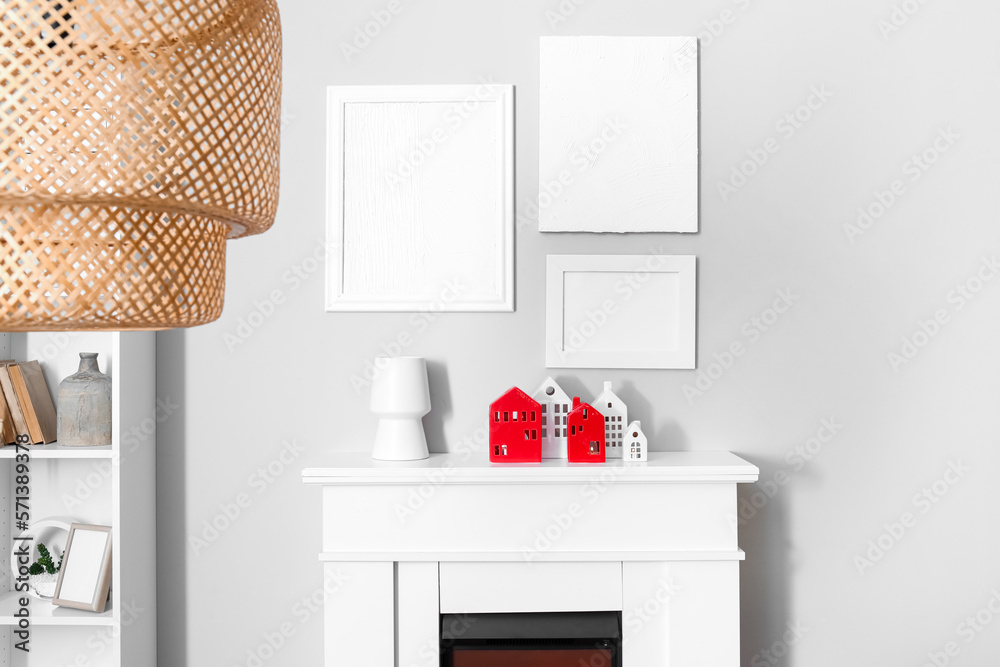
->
[0, 332, 156, 666]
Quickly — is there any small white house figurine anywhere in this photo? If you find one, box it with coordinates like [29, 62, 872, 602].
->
[593, 381, 628, 459]
[533, 376, 572, 459]
[624, 420, 648, 462]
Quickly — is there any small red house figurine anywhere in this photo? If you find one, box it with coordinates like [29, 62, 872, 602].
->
[567, 397, 606, 463]
[489, 387, 542, 463]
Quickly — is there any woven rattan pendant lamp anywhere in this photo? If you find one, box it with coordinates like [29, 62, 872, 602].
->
[0, 0, 281, 330]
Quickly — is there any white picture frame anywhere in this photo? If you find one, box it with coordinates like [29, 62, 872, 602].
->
[326, 84, 515, 312]
[52, 523, 113, 613]
[538, 36, 699, 234]
[546, 255, 697, 369]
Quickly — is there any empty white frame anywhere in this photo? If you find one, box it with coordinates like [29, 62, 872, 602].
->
[53, 524, 113, 613]
[538, 36, 699, 233]
[326, 84, 514, 312]
[546, 255, 696, 369]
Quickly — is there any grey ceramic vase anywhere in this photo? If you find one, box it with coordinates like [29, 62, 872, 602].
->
[57, 353, 112, 447]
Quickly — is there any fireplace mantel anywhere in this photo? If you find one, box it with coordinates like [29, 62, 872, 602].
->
[304, 451, 758, 666]
[303, 450, 757, 485]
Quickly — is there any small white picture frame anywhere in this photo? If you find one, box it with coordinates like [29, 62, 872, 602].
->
[52, 523, 113, 613]
[326, 84, 515, 312]
[546, 255, 697, 369]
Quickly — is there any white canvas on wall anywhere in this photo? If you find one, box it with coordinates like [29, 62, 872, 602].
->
[326, 84, 514, 312]
[538, 36, 698, 233]
[546, 255, 697, 369]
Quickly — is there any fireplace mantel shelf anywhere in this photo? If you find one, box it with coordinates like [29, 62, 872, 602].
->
[303, 451, 758, 485]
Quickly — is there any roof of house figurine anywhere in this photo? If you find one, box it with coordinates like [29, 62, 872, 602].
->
[533, 376, 571, 406]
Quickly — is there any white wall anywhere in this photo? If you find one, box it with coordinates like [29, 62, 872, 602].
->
[156, 0, 1000, 665]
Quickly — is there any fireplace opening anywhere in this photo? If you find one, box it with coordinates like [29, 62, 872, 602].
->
[441, 611, 621, 667]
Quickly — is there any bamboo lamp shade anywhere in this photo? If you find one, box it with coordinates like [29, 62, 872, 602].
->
[1, 0, 282, 330]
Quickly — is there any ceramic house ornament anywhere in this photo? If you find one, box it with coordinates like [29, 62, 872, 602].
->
[489, 388, 543, 463]
[567, 397, 606, 463]
[532, 377, 572, 459]
[625, 421, 648, 462]
[593, 381, 628, 459]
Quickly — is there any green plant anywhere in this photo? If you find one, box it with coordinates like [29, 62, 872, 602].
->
[27, 543, 61, 577]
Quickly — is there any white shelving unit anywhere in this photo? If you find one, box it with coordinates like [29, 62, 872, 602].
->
[0, 332, 156, 666]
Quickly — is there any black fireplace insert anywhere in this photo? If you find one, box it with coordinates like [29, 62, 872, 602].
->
[441, 611, 621, 667]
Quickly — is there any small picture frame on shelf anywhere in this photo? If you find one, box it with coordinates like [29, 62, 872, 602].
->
[52, 523, 113, 613]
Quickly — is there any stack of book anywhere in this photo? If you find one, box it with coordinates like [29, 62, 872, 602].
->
[0, 360, 58, 446]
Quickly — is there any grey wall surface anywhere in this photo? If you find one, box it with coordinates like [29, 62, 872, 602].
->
[156, 0, 1000, 664]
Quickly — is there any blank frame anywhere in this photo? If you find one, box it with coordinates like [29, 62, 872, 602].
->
[538, 36, 699, 233]
[546, 255, 696, 369]
[326, 84, 515, 312]
[53, 523, 113, 613]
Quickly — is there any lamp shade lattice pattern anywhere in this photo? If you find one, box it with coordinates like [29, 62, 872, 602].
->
[1, 0, 282, 330]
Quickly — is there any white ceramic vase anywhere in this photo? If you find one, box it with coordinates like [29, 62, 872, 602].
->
[370, 357, 431, 461]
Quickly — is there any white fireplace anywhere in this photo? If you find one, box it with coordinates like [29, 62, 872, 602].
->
[303, 451, 758, 666]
